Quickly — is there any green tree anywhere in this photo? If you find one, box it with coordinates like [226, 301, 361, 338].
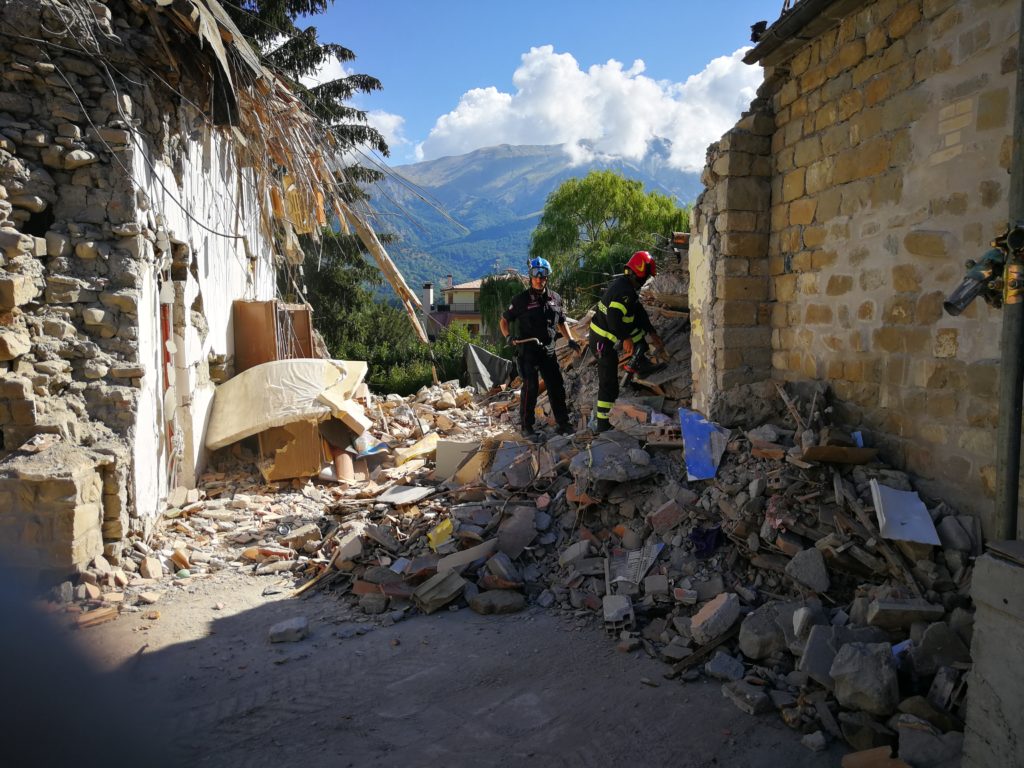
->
[221, 0, 388, 171]
[479, 272, 526, 350]
[298, 230, 504, 395]
[530, 170, 689, 314]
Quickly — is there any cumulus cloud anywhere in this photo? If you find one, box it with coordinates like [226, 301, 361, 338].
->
[416, 45, 762, 171]
[366, 110, 410, 150]
[298, 53, 350, 89]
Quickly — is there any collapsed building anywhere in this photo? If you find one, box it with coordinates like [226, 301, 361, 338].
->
[3, 0, 1024, 765]
[0, 0, 420, 574]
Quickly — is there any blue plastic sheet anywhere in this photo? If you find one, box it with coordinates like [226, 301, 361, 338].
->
[678, 408, 730, 481]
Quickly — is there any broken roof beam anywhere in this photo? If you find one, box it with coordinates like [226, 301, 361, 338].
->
[335, 199, 428, 345]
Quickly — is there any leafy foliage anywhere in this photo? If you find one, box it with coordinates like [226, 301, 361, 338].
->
[529, 170, 690, 314]
[297, 229, 500, 395]
[479, 273, 526, 349]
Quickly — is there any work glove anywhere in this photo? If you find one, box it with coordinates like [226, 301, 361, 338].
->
[505, 335, 515, 347]
[567, 340, 581, 353]
[622, 338, 634, 357]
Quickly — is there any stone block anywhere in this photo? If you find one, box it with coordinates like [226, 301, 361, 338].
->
[720, 232, 768, 258]
[786, 547, 830, 592]
[0, 328, 30, 360]
[739, 601, 786, 659]
[0, 275, 38, 309]
[904, 229, 951, 257]
[831, 642, 900, 716]
[717, 276, 768, 301]
[691, 592, 740, 644]
[269, 616, 310, 643]
[705, 651, 745, 681]
[719, 176, 770, 211]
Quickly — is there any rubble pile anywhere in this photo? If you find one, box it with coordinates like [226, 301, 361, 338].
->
[57, 365, 976, 763]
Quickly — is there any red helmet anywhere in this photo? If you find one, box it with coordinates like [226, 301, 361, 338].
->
[625, 250, 656, 280]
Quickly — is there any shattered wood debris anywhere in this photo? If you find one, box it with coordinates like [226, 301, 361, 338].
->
[56, 339, 976, 762]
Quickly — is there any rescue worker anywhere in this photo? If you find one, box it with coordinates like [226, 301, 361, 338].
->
[499, 257, 581, 440]
[589, 250, 665, 432]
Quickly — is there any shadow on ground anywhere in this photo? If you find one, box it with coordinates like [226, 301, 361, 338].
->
[45, 573, 845, 768]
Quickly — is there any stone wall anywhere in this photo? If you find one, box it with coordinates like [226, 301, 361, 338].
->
[690, 99, 775, 416]
[694, 0, 1016, 533]
[0, 0, 275, 572]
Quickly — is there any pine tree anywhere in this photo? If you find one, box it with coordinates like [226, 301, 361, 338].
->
[220, 0, 388, 177]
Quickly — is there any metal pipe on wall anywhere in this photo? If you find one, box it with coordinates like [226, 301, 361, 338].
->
[994, 1, 1024, 542]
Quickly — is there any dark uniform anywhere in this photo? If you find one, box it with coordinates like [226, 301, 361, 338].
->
[502, 287, 571, 433]
[589, 274, 654, 428]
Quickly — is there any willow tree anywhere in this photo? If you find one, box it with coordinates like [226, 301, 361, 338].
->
[529, 170, 689, 314]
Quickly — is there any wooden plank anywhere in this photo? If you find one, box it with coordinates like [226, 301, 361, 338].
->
[842, 487, 924, 597]
[667, 624, 740, 675]
[801, 445, 878, 464]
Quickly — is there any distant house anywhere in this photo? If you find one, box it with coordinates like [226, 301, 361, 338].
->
[423, 276, 496, 337]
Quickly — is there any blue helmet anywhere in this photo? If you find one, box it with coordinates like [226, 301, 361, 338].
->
[528, 257, 551, 278]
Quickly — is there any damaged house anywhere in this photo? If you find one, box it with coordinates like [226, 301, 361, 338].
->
[690, 0, 1016, 535]
[0, 0, 405, 574]
[686, 1, 1023, 763]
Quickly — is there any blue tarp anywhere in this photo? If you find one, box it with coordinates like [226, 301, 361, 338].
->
[678, 408, 730, 481]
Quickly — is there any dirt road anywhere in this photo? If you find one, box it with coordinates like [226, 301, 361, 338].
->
[65, 569, 841, 767]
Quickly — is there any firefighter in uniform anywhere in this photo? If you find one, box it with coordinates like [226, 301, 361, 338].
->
[499, 257, 580, 440]
[589, 250, 665, 432]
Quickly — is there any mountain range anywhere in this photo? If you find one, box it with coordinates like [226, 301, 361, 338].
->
[367, 141, 702, 290]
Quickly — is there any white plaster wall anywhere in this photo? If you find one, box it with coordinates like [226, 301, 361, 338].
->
[130, 119, 276, 517]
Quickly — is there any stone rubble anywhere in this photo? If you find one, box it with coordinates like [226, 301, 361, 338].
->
[52, 326, 975, 761]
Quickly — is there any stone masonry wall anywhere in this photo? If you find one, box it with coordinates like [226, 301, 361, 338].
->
[697, 0, 1016, 533]
[690, 98, 775, 417]
[0, 0, 275, 573]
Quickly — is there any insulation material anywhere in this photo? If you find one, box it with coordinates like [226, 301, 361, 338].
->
[205, 359, 367, 450]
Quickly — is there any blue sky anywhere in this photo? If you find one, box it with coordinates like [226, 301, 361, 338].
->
[305, 1, 783, 169]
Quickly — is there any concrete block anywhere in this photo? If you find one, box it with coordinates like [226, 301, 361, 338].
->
[721, 680, 772, 715]
[799, 624, 839, 690]
[867, 598, 945, 629]
[469, 590, 525, 615]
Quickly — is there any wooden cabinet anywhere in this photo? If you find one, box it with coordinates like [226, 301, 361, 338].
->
[232, 300, 315, 373]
